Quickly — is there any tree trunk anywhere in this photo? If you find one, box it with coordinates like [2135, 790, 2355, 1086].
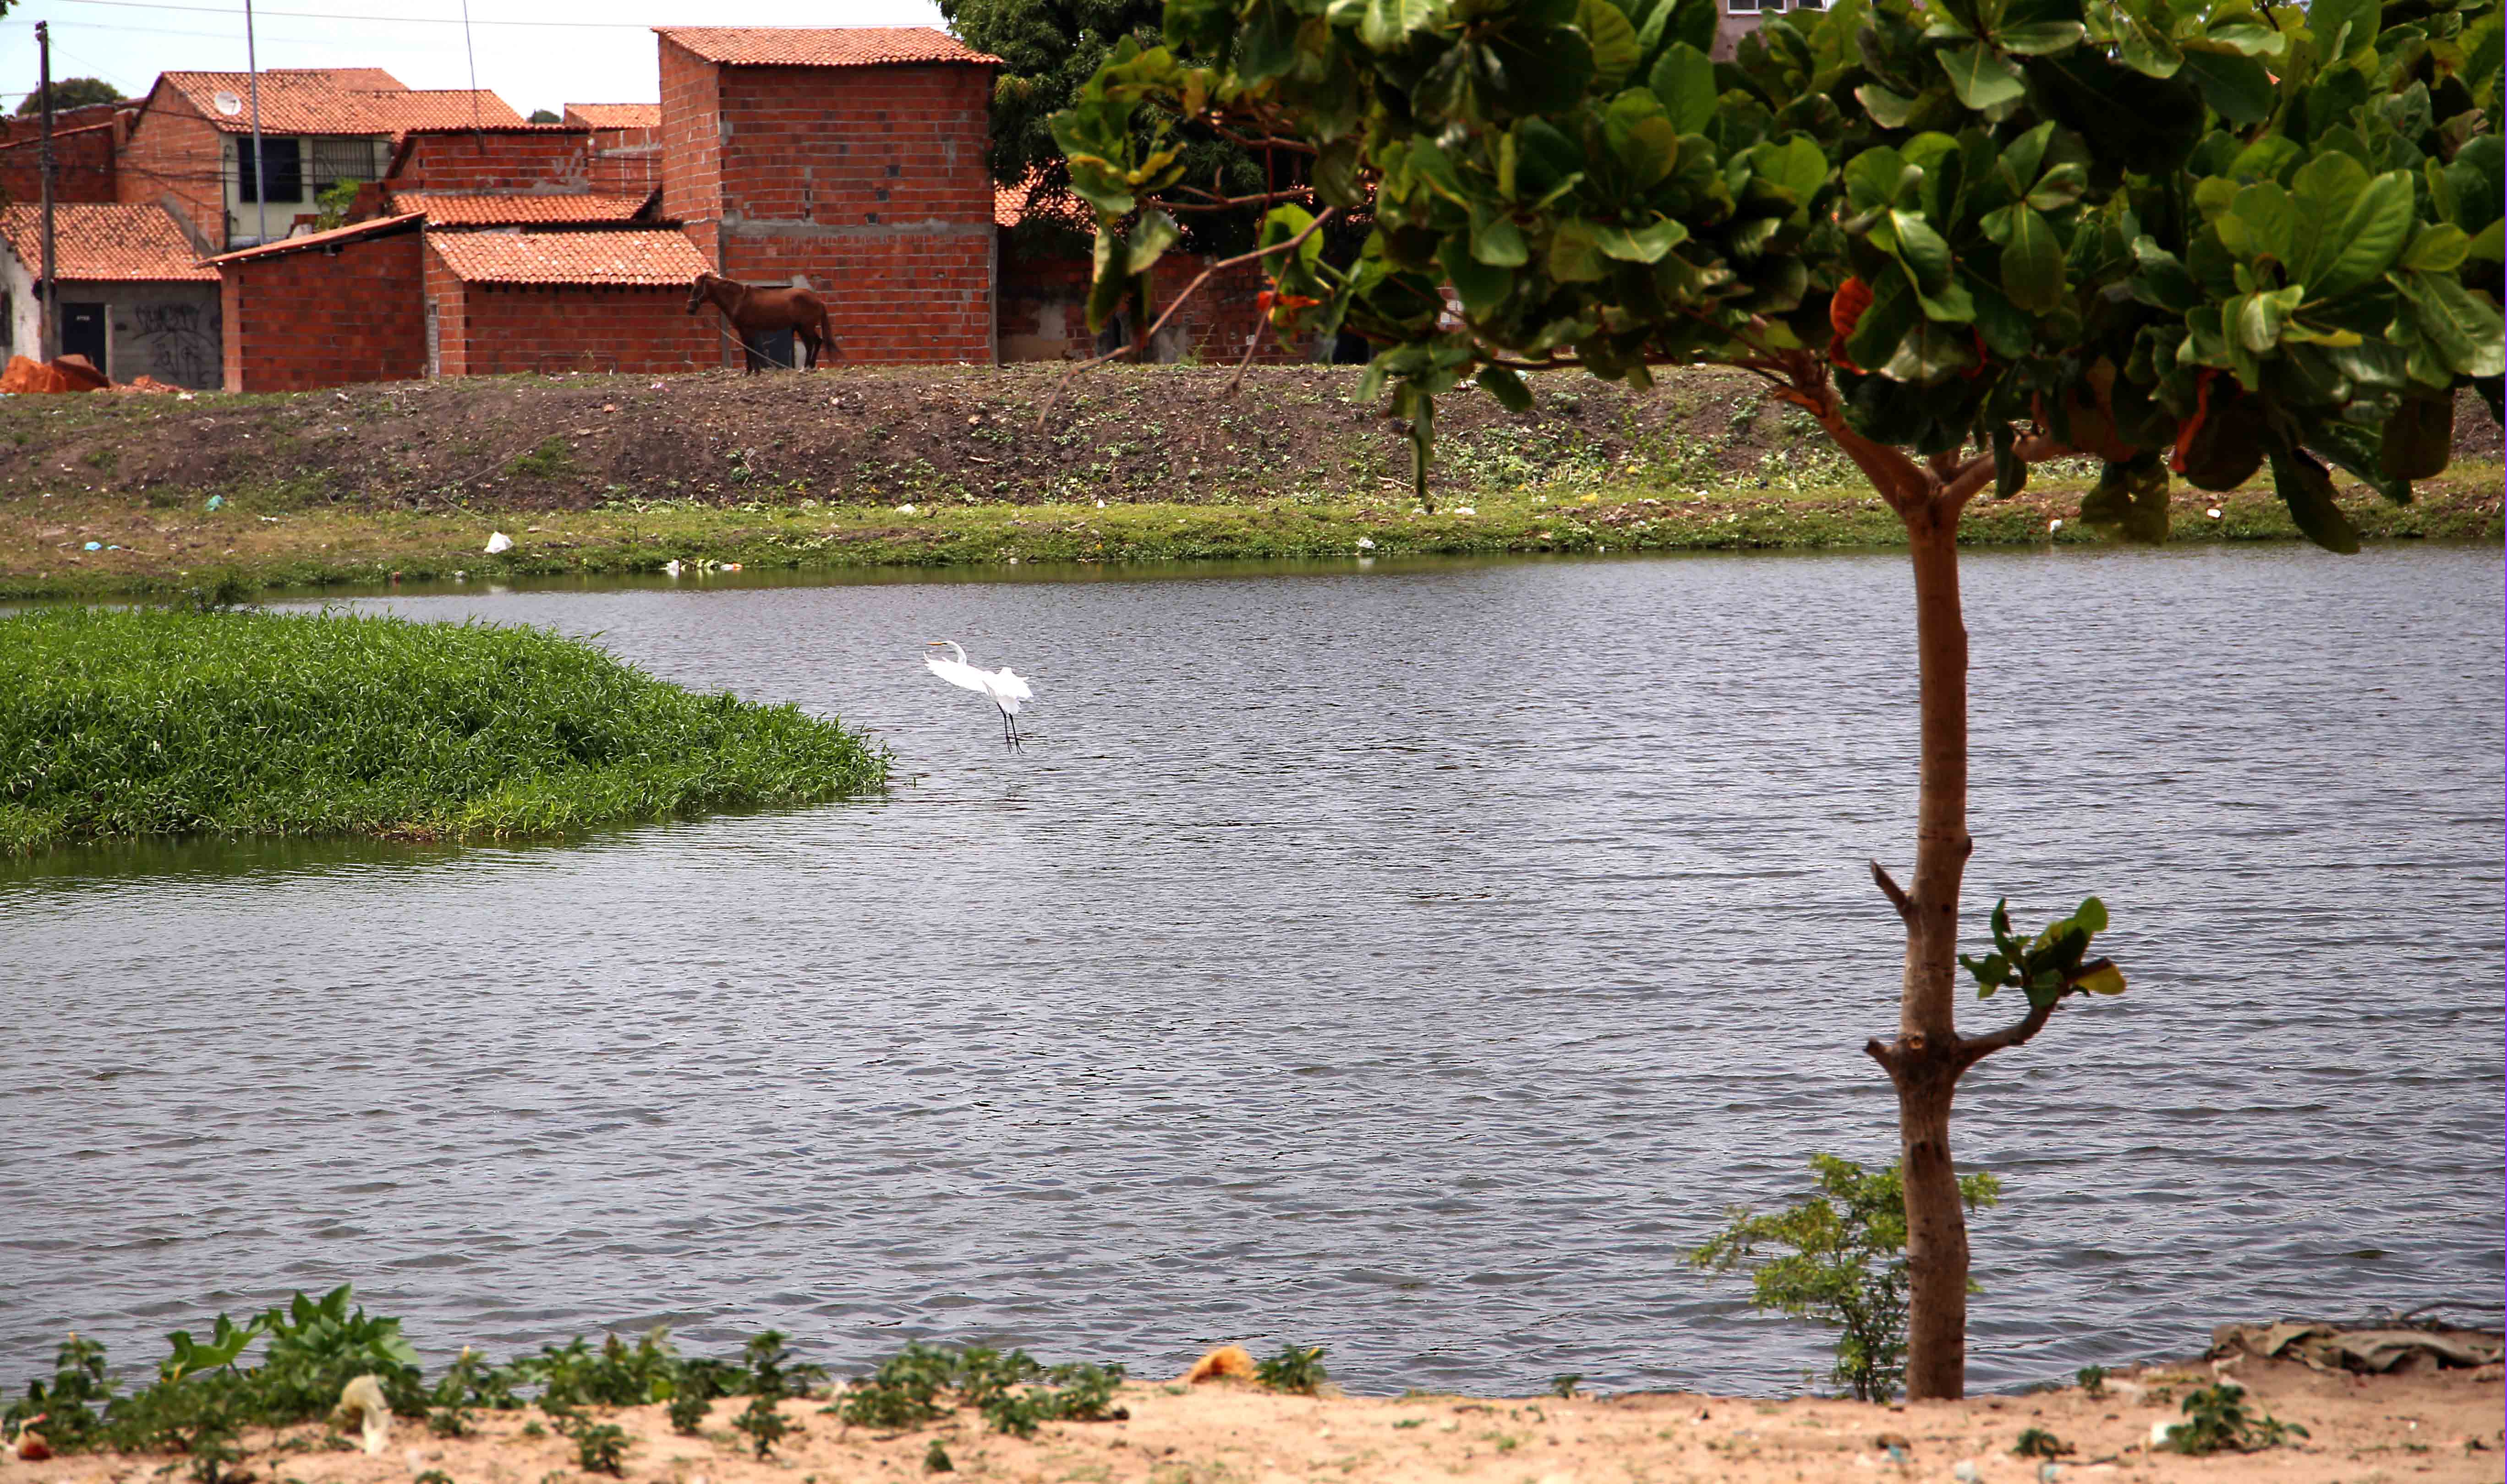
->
[1894, 499, 1976, 1401]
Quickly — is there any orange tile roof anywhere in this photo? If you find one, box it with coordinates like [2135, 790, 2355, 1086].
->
[155, 70, 523, 136]
[0, 202, 214, 282]
[425, 228, 712, 286]
[564, 103, 660, 128]
[204, 212, 424, 266]
[393, 191, 654, 225]
[994, 171, 1095, 231]
[653, 27, 1001, 67]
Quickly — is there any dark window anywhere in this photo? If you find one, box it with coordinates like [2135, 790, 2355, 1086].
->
[1729, 0, 1762, 11]
[1795, 0, 1826, 11]
[238, 137, 303, 202]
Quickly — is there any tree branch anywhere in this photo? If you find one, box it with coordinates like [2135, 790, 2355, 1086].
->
[1039, 207, 1339, 417]
[1169, 184, 1325, 213]
[1870, 858, 1915, 925]
[1953, 958, 2112, 1071]
[1205, 123, 1319, 155]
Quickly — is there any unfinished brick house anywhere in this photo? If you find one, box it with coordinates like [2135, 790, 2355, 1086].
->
[118, 69, 520, 251]
[0, 202, 220, 385]
[0, 118, 123, 213]
[213, 212, 427, 391]
[421, 228, 714, 377]
[657, 27, 1002, 365]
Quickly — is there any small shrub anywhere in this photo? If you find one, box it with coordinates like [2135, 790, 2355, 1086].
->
[511, 438, 578, 480]
[1253, 1346, 1328, 1396]
[2161, 1383, 2307, 1455]
[731, 1396, 793, 1458]
[2075, 1364, 2107, 1398]
[1549, 1375, 1582, 1399]
[427, 1405, 472, 1438]
[186, 1423, 245, 1484]
[415, 1472, 455, 1484]
[572, 1423, 629, 1475]
[519, 1421, 547, 1439]
[923, 1440, 954, 1473]
[2013, 1427, 2072, 1458]
[1692, 1154, 2000, 1402]
[666, 1393, 710, 1435]
[837, 1345, 955, 1430]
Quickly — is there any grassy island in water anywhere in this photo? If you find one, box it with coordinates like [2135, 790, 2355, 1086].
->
[0, 607, 885, 854]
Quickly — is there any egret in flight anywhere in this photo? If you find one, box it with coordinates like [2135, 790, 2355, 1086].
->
[924, 640, 1035, 744]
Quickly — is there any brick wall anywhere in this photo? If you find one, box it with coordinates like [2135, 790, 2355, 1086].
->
[420, 240, 713, 376]
[664, 51, 998, 365]
[219, 224, 426, 390]
[0, 101, 130, 146]
[657, 39, 722, 231]
[118, 91, 228, 249]
[389, 128, 591, 193]
[0, 121, 118, 208]
[584, 125, 662, 196]
[999, 245, 1303, 365]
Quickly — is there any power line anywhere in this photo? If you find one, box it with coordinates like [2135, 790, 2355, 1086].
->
[29, 0, 660, 28]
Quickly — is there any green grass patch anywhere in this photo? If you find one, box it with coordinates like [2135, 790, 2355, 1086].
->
[0, 606, 886, 853]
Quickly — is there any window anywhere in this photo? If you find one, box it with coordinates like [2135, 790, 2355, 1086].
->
[308, 136, 385, 190]
[238, 136, 303, 202]
[1729, 0, 1762, 13]
[1795, 0, 1826, 10]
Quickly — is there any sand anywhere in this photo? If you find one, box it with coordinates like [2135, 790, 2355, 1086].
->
[9, 1354, 2499, 1484]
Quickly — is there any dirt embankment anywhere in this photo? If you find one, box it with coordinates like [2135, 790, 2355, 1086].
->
[6, 1356, 2500, 1484]
[19, 367, 2495, 514]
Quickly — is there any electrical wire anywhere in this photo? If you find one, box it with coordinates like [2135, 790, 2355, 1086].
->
[30, 0, 661, 28]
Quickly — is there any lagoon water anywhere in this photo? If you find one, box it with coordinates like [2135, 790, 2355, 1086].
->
[2, 545, 2500, 1397]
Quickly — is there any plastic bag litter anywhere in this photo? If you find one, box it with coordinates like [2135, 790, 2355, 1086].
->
[484, 531, 515, 554]
[332, 1374, 391, 1456]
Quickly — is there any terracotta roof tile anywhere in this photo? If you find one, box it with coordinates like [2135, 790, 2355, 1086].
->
[994, 171, 1095, 231]
[393, 191, 654, 225]
[563, 103, 661, 128]
[0, 202, 214, 282]
[425, 228, 711, 286]
[157, 71, 522, 136]
[653, 27, 1001, 67]
[205, 212, 424, 266]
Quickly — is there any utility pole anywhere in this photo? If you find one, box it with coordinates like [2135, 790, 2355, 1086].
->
[35, 20, 55, 362]
[245, 0, 268, 246]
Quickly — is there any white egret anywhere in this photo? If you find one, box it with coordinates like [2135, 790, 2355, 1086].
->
[924, 640, 1035, 743]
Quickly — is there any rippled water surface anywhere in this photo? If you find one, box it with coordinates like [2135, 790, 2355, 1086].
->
[4, 545, 2500, 1396]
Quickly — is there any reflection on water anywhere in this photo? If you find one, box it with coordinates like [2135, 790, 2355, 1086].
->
[2, 545, 2499, 1396]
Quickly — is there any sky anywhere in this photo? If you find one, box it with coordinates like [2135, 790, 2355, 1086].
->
[0, 0, 953, 119]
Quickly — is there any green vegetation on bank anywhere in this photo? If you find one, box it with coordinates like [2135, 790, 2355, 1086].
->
[6, 465, 2498, 603]
[0, 607, 885, 853]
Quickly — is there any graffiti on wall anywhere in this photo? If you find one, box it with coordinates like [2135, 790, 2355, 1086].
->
[125, 300, 219, 388]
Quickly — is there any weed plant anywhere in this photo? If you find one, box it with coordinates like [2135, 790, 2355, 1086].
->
[2075, 1364, 2107, 1397]
[2161, 1383, 2307, 1455]
[1253, 1346, 1328, 1396]
[835, 1345, 1126, 1438]
[570, 1422, 629, 1474]
[730, 1396, 793, 1457]
[0, 608, 887, 853]
[2012, 1427, 2072, 1458]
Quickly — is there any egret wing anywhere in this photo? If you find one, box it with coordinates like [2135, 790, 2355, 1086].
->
[925, 654, 994, 694]
[990, 667, 1034, 703]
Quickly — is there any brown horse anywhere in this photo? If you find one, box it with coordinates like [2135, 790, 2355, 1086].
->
[685, 272, 835, 372]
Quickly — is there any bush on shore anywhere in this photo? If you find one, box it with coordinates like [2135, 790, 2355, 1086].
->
[0, 606, 885, 853]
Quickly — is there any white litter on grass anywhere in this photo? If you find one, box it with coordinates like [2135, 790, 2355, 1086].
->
[1355, 537, 1376, 551]
[662, 559, 684, 577]
[484, 531, 514, 553]
[2206, 507, 2222, 519]
[1452, 506, 1477, 515]
[896, 503, 919, 514]
[2048, 518, 2064, 533]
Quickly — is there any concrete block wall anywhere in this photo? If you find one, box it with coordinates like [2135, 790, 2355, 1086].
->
[219, 227, 426, 389]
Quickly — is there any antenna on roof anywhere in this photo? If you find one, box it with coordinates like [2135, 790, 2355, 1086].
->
[460, 0, 482, 141]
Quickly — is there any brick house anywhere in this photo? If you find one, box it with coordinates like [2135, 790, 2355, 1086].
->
[993, 174, 1286, 364]
[656, 27, 1002, 366]
[117, 69, 521, 251]
[0, 201, 220, 385]
[211, 212, 428, 390]
[421, 228, 715, 376]
[0, 118, 124, 213]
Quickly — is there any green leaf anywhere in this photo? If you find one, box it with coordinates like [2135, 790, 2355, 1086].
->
[1888, 210, 1976, 320]
[2079, 455, 2171, 543]
[1647, 40, 1717, 133]
[1992, 19, 2085, 54]
[1939, 42, 2028, 108]
[2395, 271, 2507, 378]
[1257, 203, 1323, 268]
[2178, 47, 2275, 125]
[1549, 217, 1609, 281]
[1471, 202, 1531, 266]
[1440, 235, 1516, 311]
[1594, 217, 1689, 260]
[2074, 896, 2107, 934]
[1580, 0, 1643, 87]
[2114, 8, 2183, 76]
[1845, 267, 1920, 370]
[1361, 0, 1437, 49]
[2075, 963, 2126, 995]
[1126, 209, 1182, 277]
[2399, 224, 2472, 274]
[2235, 286, 2301, 351]
[1477, 362, 1536, 411]
[2307, 0, 2379, 60]
[2000, 205, 2064, 312]
[2217, 180, 2295, 267]
[2308, 170, 2414, 299]
[2267, 444, 2360, 552]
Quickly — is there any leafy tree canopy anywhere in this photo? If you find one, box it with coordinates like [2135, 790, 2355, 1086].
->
[17, 77, 123, 116]
[1054, 0, 2504, 536]
[527, 108, 563, 124]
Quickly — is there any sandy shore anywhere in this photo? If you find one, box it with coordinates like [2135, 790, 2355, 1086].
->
[10, 1355, 2499, 1484]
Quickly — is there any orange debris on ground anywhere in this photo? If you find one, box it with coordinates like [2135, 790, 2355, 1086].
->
[0, 354, 178, 394]
[1182, 1345, 1257, 1383]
